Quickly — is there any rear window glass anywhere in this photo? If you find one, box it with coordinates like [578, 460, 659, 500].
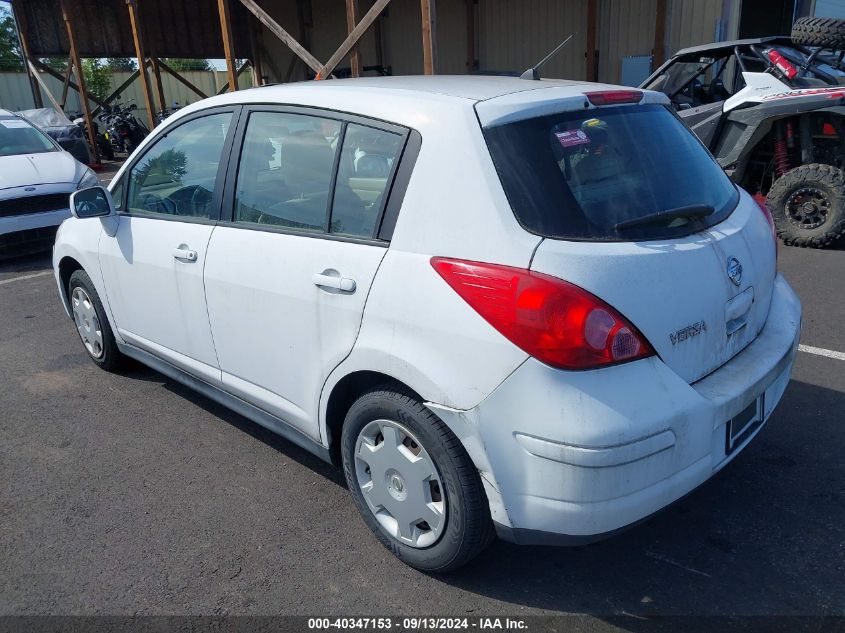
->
[483, 104, 739, 241]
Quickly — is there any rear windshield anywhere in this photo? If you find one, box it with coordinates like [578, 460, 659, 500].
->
[0, 117, 58, 157]
[483, 104, 739, 241]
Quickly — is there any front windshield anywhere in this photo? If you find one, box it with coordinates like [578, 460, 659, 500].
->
[0, 118, 58, 157]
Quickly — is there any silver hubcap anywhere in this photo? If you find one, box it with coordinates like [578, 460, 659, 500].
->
[71, 286, 104, 359]
[355, 419, 446, 548]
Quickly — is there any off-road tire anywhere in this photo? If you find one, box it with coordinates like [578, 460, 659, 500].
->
[341, 388, 495, 573]
[68, 269, 123, 371]
[767, 164, 845, 248]
[791, 17, 845, 48]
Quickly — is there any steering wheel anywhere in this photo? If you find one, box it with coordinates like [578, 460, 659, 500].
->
[136, 192, 177, 215]
[167, 185, 212, 216]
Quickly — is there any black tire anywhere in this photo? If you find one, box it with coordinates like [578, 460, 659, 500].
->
[341, 388, 494, 573]
[767, 164, 845, 248]
[791, 16, 845, 48]
[68, 269, 123, 371]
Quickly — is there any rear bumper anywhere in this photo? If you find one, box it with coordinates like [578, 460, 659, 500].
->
[428, 274, 801, 543]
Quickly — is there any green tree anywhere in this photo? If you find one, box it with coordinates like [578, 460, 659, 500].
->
[0, 8, 24, 71]
[106, 57, 136, 72]
[163, 58, 212, 72]
[82, 58, 110, 102]
[40, 57, 68, 72]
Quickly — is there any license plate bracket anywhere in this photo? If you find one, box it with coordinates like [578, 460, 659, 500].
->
[726, 394, 765, 455]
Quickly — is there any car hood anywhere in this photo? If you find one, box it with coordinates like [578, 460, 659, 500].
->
[0, 151, 83, 190]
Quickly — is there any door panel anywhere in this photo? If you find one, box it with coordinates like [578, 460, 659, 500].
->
[100, 217, 220, 384]
[98, 109, 236, 383]
[203, 229, 386, 437]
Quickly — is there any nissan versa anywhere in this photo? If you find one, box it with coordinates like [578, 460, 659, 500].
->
[53, 76, 801, 572]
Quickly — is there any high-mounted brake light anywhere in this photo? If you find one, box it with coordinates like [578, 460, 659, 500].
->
[766, 49, 798, 80]
[585, 90, 643, 106]
[431, 258, 655, 370]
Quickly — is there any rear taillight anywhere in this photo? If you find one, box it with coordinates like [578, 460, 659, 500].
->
[431, 257, 654, 370]
[585, 90, 643, 106]
[766, 49, 798, 80]
[753, 194, 779, 256]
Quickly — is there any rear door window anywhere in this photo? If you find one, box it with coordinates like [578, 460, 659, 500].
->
[483, 104, 739, 241]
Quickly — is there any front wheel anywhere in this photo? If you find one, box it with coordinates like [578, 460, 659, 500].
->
[341, 389, 494, 572]
[68, 269, 123, 371]
[766, 164, 845, 248]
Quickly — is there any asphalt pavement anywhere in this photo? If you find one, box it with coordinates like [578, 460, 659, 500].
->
[0, 236, 843, 625]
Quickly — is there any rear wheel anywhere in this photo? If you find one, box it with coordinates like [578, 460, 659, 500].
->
[341, 388, 494, 572]
[766, 164, 845, 248]
[791, 16, 845, 48]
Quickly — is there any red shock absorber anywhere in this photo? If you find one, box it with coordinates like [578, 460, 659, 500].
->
[774, 122, 791, 177]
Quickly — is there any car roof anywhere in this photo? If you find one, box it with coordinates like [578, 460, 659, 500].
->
[672, 36, 794, 58]
[0, 109, 16, 118]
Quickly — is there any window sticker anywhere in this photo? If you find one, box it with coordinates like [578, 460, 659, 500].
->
[555, 129, 590, 148]
[0, 119, 30, 129]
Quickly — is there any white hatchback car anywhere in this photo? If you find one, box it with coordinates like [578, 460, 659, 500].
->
[54, 76, 801, 572]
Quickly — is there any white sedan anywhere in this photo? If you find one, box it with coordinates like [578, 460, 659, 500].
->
[53, 76, 801, 572]
[0, 109, 98, 255]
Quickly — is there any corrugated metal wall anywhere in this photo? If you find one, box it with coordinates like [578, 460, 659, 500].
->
[0, 70, 252, 125]
[667, 0, 727, 56]
[598, 0, 657, 84]
[478, 0, 589, 79]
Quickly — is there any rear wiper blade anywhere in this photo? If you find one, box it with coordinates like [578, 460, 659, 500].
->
[613, 204, 714, 231]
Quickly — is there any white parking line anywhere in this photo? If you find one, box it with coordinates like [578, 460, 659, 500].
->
[798, 344, 845, 361]
[0, 270, 53, 286]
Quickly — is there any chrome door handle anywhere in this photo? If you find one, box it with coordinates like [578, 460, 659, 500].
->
[172, 247, 198, 262]
[313, 272, 356, 293]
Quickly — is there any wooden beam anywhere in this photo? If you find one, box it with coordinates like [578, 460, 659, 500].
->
[31, 58, 107, 107]
[156, 59, 209, 98]
[345, 0, 362, 78]
[217, 0, 239, 92]
[653, 0, 668, 69]
[216, 61, 251, 94]
[249, 17, 265, 85]
[318, 0, 392, 79]
[25, 59, 62, 112]
[92, 66, 143, 117]
[126, 0, 157, 130]
[586, 0, 598, 81]
[420, 0, 436, 75]
[238, 0, 323, 74]
[10, 1, 43, 108]
[151, 57, 167, 112]
[60, 57, 73, 108]
[60, 0, 100, 164]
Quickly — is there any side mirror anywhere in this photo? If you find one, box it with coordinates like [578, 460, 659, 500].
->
[70, 186, 114, 219]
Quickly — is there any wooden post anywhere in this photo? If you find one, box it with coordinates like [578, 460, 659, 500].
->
[238, 0, 324, 75]
[465, 0, 475, 72]
[126, 0, 157, 129]
[318, 0, 391, 79]
[586, 0, 598, 81]
[345, 0, 362, 78]
[60, 58, 74, 108]
[420, 0, 436, 75]
[249, 18, 265, 85]
[25, 59, 62, 111]
[151, 57, 167, 112]
[653, 0, 668, 70]
[10, 1, 43, 108]
[217, 0, 239, 91]
[60, 0, 100, 164]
